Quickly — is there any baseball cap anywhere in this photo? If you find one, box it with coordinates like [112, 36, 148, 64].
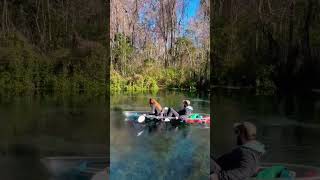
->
[234, 121, 257, 140]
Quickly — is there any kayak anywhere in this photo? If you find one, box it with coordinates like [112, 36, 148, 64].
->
[41, 156, 108, 179]
[185, 113, 210, 125]
[123, 111, 211, 125]
[253, 163, 320, 180]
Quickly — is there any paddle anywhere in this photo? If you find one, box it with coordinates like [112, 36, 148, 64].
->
[137, 115, 146, 123]
[137, 114, 179, 123]
[137, 130, 144, 136]
[135, 114, 179, 136]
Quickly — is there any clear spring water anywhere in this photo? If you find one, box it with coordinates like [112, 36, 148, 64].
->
[110, 90, 210, 180]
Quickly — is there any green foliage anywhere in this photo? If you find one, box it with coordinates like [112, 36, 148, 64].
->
[0, 32, 108, 94]
[212, 1, 320, 92]
[110, 70, 124, 91]
[110, 70, 159, 92]
[0, 0, 109, 94]
[111, 33, 134, 75]
[256, 65, 277, 95]
[110, 64, 200, 92]
[110, 33, 209, 92]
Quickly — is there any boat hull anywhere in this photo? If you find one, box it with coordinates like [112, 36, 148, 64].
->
[123, 111, 211, 125]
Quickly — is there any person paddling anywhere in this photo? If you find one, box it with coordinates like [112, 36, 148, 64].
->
[210, 121, 266, 180]
[166, 100, 193, 118]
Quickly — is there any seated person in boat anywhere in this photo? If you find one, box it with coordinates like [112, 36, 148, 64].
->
[210, 122, 266, 180]
[149, 98, 162, 116]
[165, 100, 193, 118]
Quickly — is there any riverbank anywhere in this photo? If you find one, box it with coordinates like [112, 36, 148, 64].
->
[211, 85, 320, 96]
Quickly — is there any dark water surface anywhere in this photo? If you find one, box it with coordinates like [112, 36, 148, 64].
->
[0, 93, 108, 180]
[6, 89, 319, 179]
[212, 89, 320, 167]
[110, 90, 210, 180]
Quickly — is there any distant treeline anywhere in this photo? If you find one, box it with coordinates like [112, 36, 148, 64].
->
[110, 0, 210, 92]
[0, 0, 108, 94]
[212, 0, 320, 93]
[7, 0, 319, 94]
[0, 0, 210, 94]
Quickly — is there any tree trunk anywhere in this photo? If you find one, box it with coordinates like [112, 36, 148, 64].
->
[2, 0, 8, 35]
[47, 0, 52, 42]
[35, 0, 42, 37]
[303, 0, 312, 59]
[41, 0, 46, 49]
[302, 0, 313, 87]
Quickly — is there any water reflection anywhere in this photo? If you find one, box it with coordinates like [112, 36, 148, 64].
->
[0, 93, 109, 180]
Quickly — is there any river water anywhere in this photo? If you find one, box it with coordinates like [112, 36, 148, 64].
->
[110, 90, 210, 180]
[0, 93, 108, 180]
[212, 89, 320, 167]
[0, 90, 209, 180]
[2, 89, 319, 179]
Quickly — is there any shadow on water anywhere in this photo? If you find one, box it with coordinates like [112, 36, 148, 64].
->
[0, 143, 49, 180]
[212, 89, 320, 167]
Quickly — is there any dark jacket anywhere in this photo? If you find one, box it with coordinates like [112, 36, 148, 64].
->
[212, 141, 266, 180]
[177, 108, 186, 115]
[177, 105, 193, 116]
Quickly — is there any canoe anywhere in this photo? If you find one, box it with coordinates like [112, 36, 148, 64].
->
[252, 163, 320, 180]
[185, 113, 210, 125]
[123, 111, 211, 125]
[41, 156, 108, 179]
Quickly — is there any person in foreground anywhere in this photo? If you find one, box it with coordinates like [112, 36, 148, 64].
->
[210, 121, 266, 180]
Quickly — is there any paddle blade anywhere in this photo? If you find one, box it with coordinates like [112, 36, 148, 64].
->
[137, 115, 146, 123]
[137, 130, 144, 136]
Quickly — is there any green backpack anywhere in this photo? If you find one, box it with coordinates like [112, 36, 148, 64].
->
[188, 113, 202, 119]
